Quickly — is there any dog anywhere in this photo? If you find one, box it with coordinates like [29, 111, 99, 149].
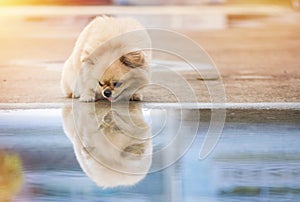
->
[61, 16, 151, 102]
[62, 102, 152, 188]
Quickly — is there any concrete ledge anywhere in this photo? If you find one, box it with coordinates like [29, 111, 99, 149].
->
[0, 102, 299, 110]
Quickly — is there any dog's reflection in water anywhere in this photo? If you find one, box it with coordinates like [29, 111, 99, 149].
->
[62, 102, 152, 188]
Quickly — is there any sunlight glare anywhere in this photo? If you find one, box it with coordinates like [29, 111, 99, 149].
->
[0, 0, 43, 6]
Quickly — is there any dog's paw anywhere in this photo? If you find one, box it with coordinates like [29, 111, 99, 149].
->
[130, 93, 143, 101]
[73, 94, 80, 99]
[79, 94, 96, 102]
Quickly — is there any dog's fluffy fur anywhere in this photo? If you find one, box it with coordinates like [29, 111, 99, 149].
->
[62, 102, 152, 188]
[61, 16, 151, 102]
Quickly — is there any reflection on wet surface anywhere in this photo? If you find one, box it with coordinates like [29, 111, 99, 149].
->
[0, 104, 299, 201]
[62, 102, 152, 188]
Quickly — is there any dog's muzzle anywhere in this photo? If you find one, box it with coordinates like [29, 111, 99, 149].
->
[103, 89, 112, 98]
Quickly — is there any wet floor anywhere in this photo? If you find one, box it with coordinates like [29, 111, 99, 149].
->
[0, 102, 299, 201]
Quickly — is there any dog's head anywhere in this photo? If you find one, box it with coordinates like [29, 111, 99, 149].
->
[98, 51, 150, 102]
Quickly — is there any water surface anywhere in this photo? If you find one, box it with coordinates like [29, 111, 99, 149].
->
[0, 104, 299, 201]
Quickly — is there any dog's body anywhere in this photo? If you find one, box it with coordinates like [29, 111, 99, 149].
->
[61, 17, 151, 102]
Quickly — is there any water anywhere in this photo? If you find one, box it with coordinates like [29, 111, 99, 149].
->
[0, 102, 299, 201]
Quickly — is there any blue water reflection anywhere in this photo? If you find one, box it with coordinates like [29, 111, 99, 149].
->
[0, 105, 299, 201]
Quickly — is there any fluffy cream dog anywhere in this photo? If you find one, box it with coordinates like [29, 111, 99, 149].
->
[61, 16, 151, 102]
[62, 102, 152, 188]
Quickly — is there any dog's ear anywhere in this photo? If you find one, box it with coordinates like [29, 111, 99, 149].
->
[120, 51, 145, 68]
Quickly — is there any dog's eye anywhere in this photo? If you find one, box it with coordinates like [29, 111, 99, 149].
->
[98, 81, 104, 87]
[113, 82, 122, 88]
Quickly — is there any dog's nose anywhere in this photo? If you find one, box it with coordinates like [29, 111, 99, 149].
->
[103, 89, 112, 98]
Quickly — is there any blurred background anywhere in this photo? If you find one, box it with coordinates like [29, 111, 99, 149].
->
[0, 0, 298, 7]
